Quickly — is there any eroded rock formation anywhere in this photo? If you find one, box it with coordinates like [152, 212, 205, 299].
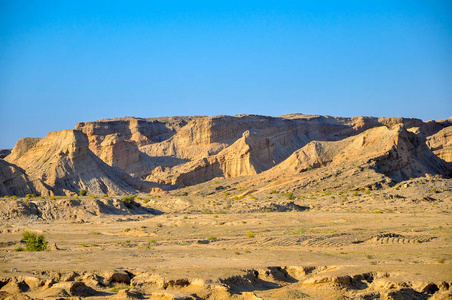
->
[5, 130, 140, 196]
[1, 114, 451, 196]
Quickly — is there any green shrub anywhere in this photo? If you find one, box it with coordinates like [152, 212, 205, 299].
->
[122, 195, 136, 208]
[21, 231, 34, 241]
[79, 189, 87, 196]
[246, 231, 255, 238]
[21, 231, 47, 251]
[207, 236, 217, 241]
[286, 192, 294, 200]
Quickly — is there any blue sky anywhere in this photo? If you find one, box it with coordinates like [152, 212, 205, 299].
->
[1, 1, 451, 149]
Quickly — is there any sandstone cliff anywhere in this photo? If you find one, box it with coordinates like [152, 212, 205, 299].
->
[6, 137, 41, 161]
[270, 125, 451, 182]
[5, 130, 141, 195]
[1, 114, 451, 196]
[426, 126, 452, 162]
[147, 128, 276, 186]
[0, 160, 39, 196]
[75, 117, 199, 177]
[138, 115, 431, 186]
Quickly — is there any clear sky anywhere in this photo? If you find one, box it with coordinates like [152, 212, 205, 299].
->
[1, 1, 451, 149]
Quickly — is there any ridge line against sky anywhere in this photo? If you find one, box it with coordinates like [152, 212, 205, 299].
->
[1, 0, 451, 149]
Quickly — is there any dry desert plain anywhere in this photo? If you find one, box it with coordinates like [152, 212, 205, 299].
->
[0, 176, 451, 300]
[1, 114, 452, 299]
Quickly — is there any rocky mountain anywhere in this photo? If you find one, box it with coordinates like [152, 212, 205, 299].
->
[244, 125, 451, 194]
[1, 114, 451, 196]
[4, 130, 156, 196]
[0, 160, 40, 196]
[426, 126, 452, 162]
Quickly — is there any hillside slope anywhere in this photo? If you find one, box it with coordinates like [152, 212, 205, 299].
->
[5, 130, 150, 196]
[1, 114, 451, 196]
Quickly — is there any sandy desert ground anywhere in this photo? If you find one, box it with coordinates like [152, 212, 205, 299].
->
[1, 176, 451, 299]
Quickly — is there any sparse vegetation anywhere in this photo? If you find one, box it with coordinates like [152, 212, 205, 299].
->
[122, 195, 136, 208]
[286, 192, 294, 200]
[110, 285, 129, 292]
[79, 189, 87, 196]
[17, 231, 47, 252]
[246, 231, 255, 238]
[294, 227, 308, 234]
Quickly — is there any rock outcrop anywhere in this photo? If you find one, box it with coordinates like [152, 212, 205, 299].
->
[6, 137, 41, 162]
[0, 197, 157, 221]
[148, 129, 276, 185]
[427, 126, 452, 162]
[139, 115, 434, 186]
[269, 125, 451, 182]
[1, 114, 451, 195]
[75, 116, 199, 177]
[0, 149, 11, 159]
[0, 160, 40, 197]
[5, 130, 141, 195]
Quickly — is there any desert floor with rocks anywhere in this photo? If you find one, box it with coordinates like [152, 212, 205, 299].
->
[1, 176, 451, 299]
[1, 114, 451, 299]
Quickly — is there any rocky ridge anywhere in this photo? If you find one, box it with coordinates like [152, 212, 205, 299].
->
[1, 266, 450, 299]
[1, 114, 451, 196]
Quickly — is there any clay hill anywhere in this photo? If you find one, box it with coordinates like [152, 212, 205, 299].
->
[1, 114, 451, 197]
